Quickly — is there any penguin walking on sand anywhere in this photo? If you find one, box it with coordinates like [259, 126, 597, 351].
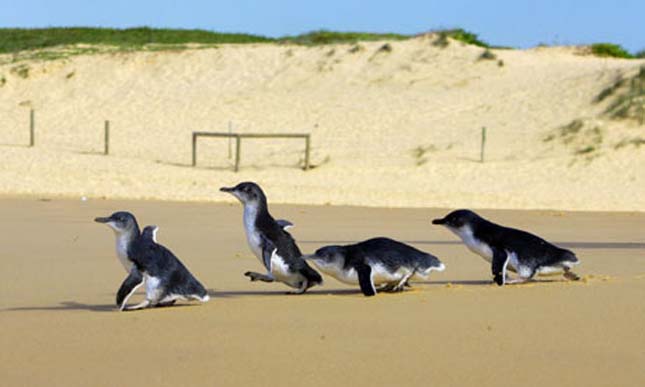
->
[304, 237, 445, 296]
[95, 212, 209, 310]
[432, 209, 580, 286]
[220, 182, 322, 294]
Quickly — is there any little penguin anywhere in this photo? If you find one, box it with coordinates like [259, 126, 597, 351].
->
[304, 237, 445, 296]
[220, 182, 322, 294]
[95, 212, 209, 310]
[432, 209, 580, 286]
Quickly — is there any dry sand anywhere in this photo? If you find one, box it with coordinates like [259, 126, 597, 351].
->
[0, 38, 644, 211]
[1, 198, 644, 386]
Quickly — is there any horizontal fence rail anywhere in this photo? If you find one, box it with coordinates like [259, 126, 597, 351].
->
[192, 132, 311, 172]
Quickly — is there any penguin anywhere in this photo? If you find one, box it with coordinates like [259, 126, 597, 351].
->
[304, 237, 445, 296]
[95, 212, 209, 310]
[432, 209, 580, 286]
[220, 182, 322, 294]
[94, 211, 145, 309]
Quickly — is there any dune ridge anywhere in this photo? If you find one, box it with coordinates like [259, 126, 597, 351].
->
[0, 36, 643, 210]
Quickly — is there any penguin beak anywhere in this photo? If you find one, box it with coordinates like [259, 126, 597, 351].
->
[219, 187, 234, 193]
[94, 216, 111, 223]
[301, 254, 318, 261]
[432, 218, 446, 225]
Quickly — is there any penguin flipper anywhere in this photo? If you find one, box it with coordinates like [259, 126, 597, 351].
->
[276, 219, 294, 230]
[116, 269, 144, 309]
[491, 247, 509, 286]
[356, 263, 376, 296]
[260, 235, 276, 273]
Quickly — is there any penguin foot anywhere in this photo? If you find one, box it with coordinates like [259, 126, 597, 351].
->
[505, 277, 530, 284]
[287, 281, 309, 294]
[563, 270, 581, 281]
[493, 274, 505, 286]
[244, 271, 275, 282]
[122, 299, 151, 311]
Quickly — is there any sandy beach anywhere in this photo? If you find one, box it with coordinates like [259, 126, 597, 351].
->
[0, 37, 644, 211]
[1, 198, 644, 386]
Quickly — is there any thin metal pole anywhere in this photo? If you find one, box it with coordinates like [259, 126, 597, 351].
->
[192, 133, 197, 166]
[304, 135, 310, 170]
[104, 120, 110, 155]
[234, 135, 241, 172]
[480, 126, 486, 163]
[29, 109, 35, 147]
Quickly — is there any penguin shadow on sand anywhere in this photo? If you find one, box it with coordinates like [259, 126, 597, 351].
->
[2, 301, 116, 313]
[2, 297, 204, 313]
[209, 288, 363, 298]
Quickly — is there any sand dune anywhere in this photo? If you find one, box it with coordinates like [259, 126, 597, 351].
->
[0, 37, 643, 210]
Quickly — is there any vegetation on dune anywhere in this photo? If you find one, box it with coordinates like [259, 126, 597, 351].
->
[590, 43, 633, 59]
[442, 28, 489, 48]
[0, 27, 494, 55]
[279, 30, 408, 45]
[0, 27, 272, 54]
[595, 66, 645, 123]
[432, 28, 490, 48]
[0, 27, 642, 63]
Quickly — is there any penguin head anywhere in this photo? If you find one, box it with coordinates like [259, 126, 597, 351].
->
[432, 209, 481, 230]
[220, 182, 267, 206]
[305, 246, 347, 271]
[94, 211, 140, 234]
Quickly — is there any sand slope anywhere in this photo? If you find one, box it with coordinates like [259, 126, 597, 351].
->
[0, 37, 643, 210]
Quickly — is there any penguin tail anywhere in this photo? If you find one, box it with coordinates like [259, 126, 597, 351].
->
[561, 250, 579, 263]
[301, 264, 324, 285]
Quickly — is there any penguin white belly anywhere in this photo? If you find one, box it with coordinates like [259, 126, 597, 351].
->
[370, 263, 412, 284]
[115, 234, 134, 272]
[144, 274, 163, 302]
[270, 251, 303, 288]
[453, 226, 493, 262]
[450, 226, 493, 262]
[243, 206, 264, 265]
[314, 263, 358, 285]
[506, 251, 526, 276]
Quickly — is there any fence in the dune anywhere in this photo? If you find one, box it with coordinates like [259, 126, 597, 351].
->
[191, 131, 311, 172]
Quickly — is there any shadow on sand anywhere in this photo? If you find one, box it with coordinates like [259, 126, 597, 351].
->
[209, 288, 362, 298]
[2, 301, 115, 313]
[1, 300, 200, 313]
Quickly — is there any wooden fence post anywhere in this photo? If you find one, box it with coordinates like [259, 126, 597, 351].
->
[234, 135, 241, 172]
[480, 126, 486, 163]
[304, 135, 311, 170]
[29, 109, 35, 147]
[104, 120, 110, 155]
[192, 133, 197, 166]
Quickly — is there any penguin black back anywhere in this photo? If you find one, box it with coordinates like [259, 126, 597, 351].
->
[134, 226, 209, 300]
[345, 237, 441, 271]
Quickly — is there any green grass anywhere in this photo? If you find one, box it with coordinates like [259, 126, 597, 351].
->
[590, 43, 633, 59]
[0, 27, 272, 54]
[602, 66, 645, 122]
[442, 28, 489, 48]
[1, 27, 641, 61]
[0, 27, 494, 55]
[279, 30, 408, 45]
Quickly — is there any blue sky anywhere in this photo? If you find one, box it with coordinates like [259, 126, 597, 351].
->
[1, 0, 643, 52]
